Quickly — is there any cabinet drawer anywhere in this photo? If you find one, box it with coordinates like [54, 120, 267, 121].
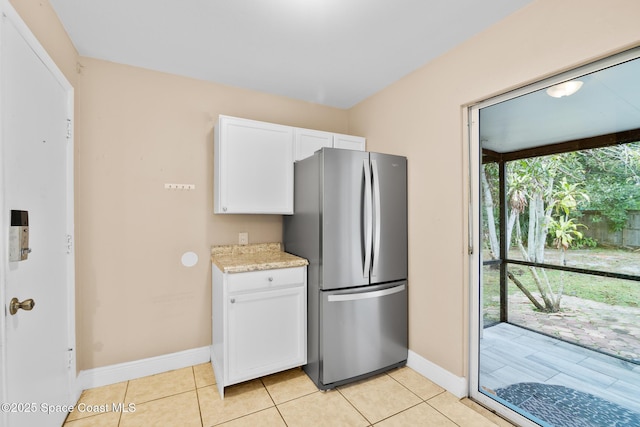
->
[227, 267, 305, 293]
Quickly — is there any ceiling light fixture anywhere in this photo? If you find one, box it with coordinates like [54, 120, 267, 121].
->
[546, 80, 584, 98]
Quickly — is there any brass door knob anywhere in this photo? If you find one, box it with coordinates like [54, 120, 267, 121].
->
[9, 298, 35, 315]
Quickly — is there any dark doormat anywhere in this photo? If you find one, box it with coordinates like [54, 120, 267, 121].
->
[495, 382, 640, 427]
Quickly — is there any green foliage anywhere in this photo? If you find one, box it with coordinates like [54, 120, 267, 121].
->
[570, 236, 597, 249]
[516, 269, 640, 307]
[482, 249, 640, 310]
[481, 141, 640, 315]
[497, 143, 640, 244]
[549, 216, 585, 250]
[578, 143, 640, 231]
[552, 178, 590, 216]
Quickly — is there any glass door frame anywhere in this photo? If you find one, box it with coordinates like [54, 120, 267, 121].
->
[467, 47, 640, 426]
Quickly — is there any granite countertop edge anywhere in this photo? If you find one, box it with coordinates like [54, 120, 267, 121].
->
[210, 242, 308, 274]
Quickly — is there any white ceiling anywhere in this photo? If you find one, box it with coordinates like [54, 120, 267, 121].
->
[48, 0, 533, 109]
[480, 56, 640, 153]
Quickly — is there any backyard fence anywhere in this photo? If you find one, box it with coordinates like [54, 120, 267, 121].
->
[581, 210, 640, 248]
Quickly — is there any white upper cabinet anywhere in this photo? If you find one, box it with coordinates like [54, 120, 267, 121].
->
[214, 115, 366, 214]
[293, 128, 333, 161]
[214, 115, 294, 214]
[294, 129, 366, 161]
[333, 133, 366, 151]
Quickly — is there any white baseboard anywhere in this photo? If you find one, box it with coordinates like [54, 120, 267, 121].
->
[76, 346, 211, 395]
[75, 348, 467, 400]
[406, 350, 468, 398]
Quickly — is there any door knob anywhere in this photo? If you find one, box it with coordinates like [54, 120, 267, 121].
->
[9, 298, 35, 315]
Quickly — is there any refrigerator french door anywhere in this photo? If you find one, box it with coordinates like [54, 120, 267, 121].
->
[284, 148, 408, 389]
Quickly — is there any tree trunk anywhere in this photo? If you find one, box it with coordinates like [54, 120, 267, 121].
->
[507, 271, 545, 311]
[506, 209, 518, 254]
[480, 164, 500, 259]
[553, 249, 567, 311]
[534, 193, 547, 263]
[514, 216, 555, 311]
[539, 268, 557, 311]
[527, 193, 543, 262]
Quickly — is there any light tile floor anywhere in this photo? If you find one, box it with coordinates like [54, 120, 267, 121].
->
[63, 364, 514, 427]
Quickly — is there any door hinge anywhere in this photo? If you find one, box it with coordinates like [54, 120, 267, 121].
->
[66, 119, 72, 140]
[66, 234, 73, 254]
[67, 348, 74, 369]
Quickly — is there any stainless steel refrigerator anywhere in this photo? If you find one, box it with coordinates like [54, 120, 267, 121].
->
[283, 147, 408, 390]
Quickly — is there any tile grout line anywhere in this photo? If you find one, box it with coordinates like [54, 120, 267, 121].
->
[122, 389, 198, 406]
[270, 388, 320, 406]
[386, 369, 473, 427]
[372, 401, 426, 425]
[73, 363, 508, 427]
[425, 403, 464, 427]
[336, 369, 438, 425]
[465, 398, 516, 426]
[386, 371, 463, 426]
[117, 380, 130, 427]
[274, 405, 290, 427]
[386, 368, 430, 401]
[204, 379, 280, 426]
[424, 392, 474, 427]
[192, 366, 205, 427]
[260, 377, 291, 427]
[193, 366, 207, 427]
[195, 387, 207, 427]
[115, 366, 201, 425]
[335, 385, 373, 426]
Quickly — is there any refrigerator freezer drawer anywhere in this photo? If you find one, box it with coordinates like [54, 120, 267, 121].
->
[320, 282, 408, 385]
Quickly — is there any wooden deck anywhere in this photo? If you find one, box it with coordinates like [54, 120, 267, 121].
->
[479, 323, 640, 415]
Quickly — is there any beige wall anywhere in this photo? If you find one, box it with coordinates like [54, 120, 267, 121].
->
[11, 0, 640, 380]
[74, 59, 349, 369]
[9, 0, 78, 85]
[349, 0, 640, 378]
[10, 0, 349, 370]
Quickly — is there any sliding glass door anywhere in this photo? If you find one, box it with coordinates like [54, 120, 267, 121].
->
[469, 48, 640, 427]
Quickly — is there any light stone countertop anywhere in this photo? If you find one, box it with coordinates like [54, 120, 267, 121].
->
[210, 242, 308, 273]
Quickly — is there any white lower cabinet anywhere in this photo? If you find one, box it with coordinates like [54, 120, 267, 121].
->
[211, 265, 307, 398]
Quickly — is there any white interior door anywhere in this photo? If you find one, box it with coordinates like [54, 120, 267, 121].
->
[1, 4, 75, 427]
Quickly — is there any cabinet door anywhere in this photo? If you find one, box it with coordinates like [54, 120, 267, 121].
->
[294, 128, 333, 161]
[227, 286, 306, 384]
[215, 116, 294, 214]
[333, 133, 366, 151]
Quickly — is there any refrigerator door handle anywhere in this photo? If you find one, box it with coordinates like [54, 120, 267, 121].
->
[371, 159, 381, 278]
[363, 159, 373, 279]
[327, 284, 406, 302]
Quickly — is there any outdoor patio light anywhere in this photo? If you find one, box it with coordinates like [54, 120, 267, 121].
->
[546, 80, 584, 98]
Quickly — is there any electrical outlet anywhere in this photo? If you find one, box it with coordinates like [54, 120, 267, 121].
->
[239, 232, 249, 245]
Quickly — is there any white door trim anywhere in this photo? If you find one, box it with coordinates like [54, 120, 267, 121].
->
[0, 0, 77, 418]
[467, 46, 640, 427]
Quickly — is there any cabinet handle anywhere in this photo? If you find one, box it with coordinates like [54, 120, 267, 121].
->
[268, 277, 273, 282]
[230, 298, 236, 303]
[222, 207, 227, 212]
